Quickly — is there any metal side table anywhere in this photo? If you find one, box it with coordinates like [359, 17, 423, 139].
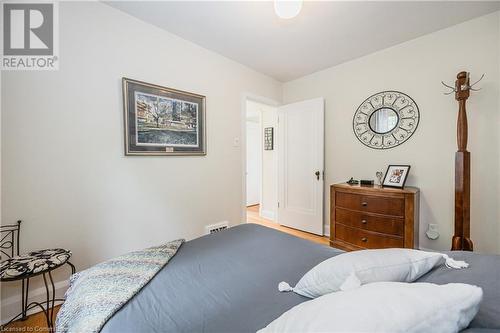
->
[0, 221, 75, 330]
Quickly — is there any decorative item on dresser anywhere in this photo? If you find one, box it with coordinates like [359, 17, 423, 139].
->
[375, 171, 384, 186]
[382, 165, 410, 189]
[330, 183, 419, 251]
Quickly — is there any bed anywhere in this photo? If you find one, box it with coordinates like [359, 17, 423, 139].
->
[98, 223, 500, 333]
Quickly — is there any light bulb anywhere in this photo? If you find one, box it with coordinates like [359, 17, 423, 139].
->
[274, 0, 303, 19]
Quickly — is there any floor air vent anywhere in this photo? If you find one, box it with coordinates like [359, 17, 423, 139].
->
[205, 221, 229, 235]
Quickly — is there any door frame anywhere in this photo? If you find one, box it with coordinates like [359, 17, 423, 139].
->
[241, 93, 280, 225]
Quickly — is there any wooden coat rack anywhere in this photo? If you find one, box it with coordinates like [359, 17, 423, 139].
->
[442, 71, 484, 251]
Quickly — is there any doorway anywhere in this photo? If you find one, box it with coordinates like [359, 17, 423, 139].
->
[242, 96, 325, 236]
[244, 98, 279, 225]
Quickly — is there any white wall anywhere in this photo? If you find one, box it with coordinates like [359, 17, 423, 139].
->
[1, 1, 281, 320]
[283, 12, 500, 254]
[246, 119, 261, 206]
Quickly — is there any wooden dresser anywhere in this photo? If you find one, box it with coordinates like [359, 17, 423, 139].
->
[330, 183, 419, 251]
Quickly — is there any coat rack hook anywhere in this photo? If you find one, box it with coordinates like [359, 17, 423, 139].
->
[441, 72, 485, 96]
[469, 73, 485, 90]
[441, 81, 456, 95]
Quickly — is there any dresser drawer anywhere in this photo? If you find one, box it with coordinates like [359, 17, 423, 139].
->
[335, 191, 405, 217]
[335, 208, 404, 236]
[335, 224, 404, 249]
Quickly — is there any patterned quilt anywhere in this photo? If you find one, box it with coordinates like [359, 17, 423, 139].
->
[55, 239, 184, 333]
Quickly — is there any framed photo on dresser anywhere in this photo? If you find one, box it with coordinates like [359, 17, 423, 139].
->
[382, 165, 411, 188]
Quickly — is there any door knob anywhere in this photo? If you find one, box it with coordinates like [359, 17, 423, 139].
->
[315, 171, 320, 180]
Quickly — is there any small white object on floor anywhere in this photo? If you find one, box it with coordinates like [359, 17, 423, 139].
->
[426, 223, 440, 240]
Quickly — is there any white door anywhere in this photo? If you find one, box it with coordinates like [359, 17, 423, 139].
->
[246, 121, 261, 206]
[277, 98, 324, 235]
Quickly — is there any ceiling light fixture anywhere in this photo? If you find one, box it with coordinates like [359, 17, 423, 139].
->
[274, 0, 303, 19]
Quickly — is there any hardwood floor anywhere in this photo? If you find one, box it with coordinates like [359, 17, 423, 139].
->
[2, 305, 60, 332]
[247, 205, 329, 246]
[3, 207, 327, 332]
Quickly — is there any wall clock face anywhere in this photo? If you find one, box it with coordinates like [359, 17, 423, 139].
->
[353, 91, 420, 149]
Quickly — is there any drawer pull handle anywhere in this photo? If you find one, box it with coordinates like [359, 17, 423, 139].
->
[361, 202, 368, 207]
[361, 220, 367, 224]
[361, 237, 368, 242]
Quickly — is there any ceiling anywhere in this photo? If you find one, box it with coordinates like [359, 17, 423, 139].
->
[106, 1, 500, 82]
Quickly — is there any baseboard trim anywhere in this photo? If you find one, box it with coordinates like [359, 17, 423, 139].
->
[1, 280, 69, 324]
[260, 210, 275, 221]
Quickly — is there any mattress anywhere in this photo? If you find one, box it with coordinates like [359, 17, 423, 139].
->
[101, 223, 500, 333]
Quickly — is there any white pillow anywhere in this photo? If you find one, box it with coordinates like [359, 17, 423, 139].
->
[278, 248, 468, 298]
[261, 282, 483, 333]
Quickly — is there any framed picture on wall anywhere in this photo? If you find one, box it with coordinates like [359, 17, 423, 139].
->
[264, 127, 274, 150]
[122, 78, 206, 156]
[382, 165, 411, 188]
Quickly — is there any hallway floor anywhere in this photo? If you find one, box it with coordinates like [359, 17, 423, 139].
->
[246, 205, 329, 246]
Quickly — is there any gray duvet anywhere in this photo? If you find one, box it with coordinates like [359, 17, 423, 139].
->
[102, 224, 500, 333]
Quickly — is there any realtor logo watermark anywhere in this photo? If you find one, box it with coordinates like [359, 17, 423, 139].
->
[1, 1, 59, 70]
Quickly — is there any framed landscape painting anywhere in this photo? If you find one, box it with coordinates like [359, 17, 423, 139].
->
[122, 78, 206, 156]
